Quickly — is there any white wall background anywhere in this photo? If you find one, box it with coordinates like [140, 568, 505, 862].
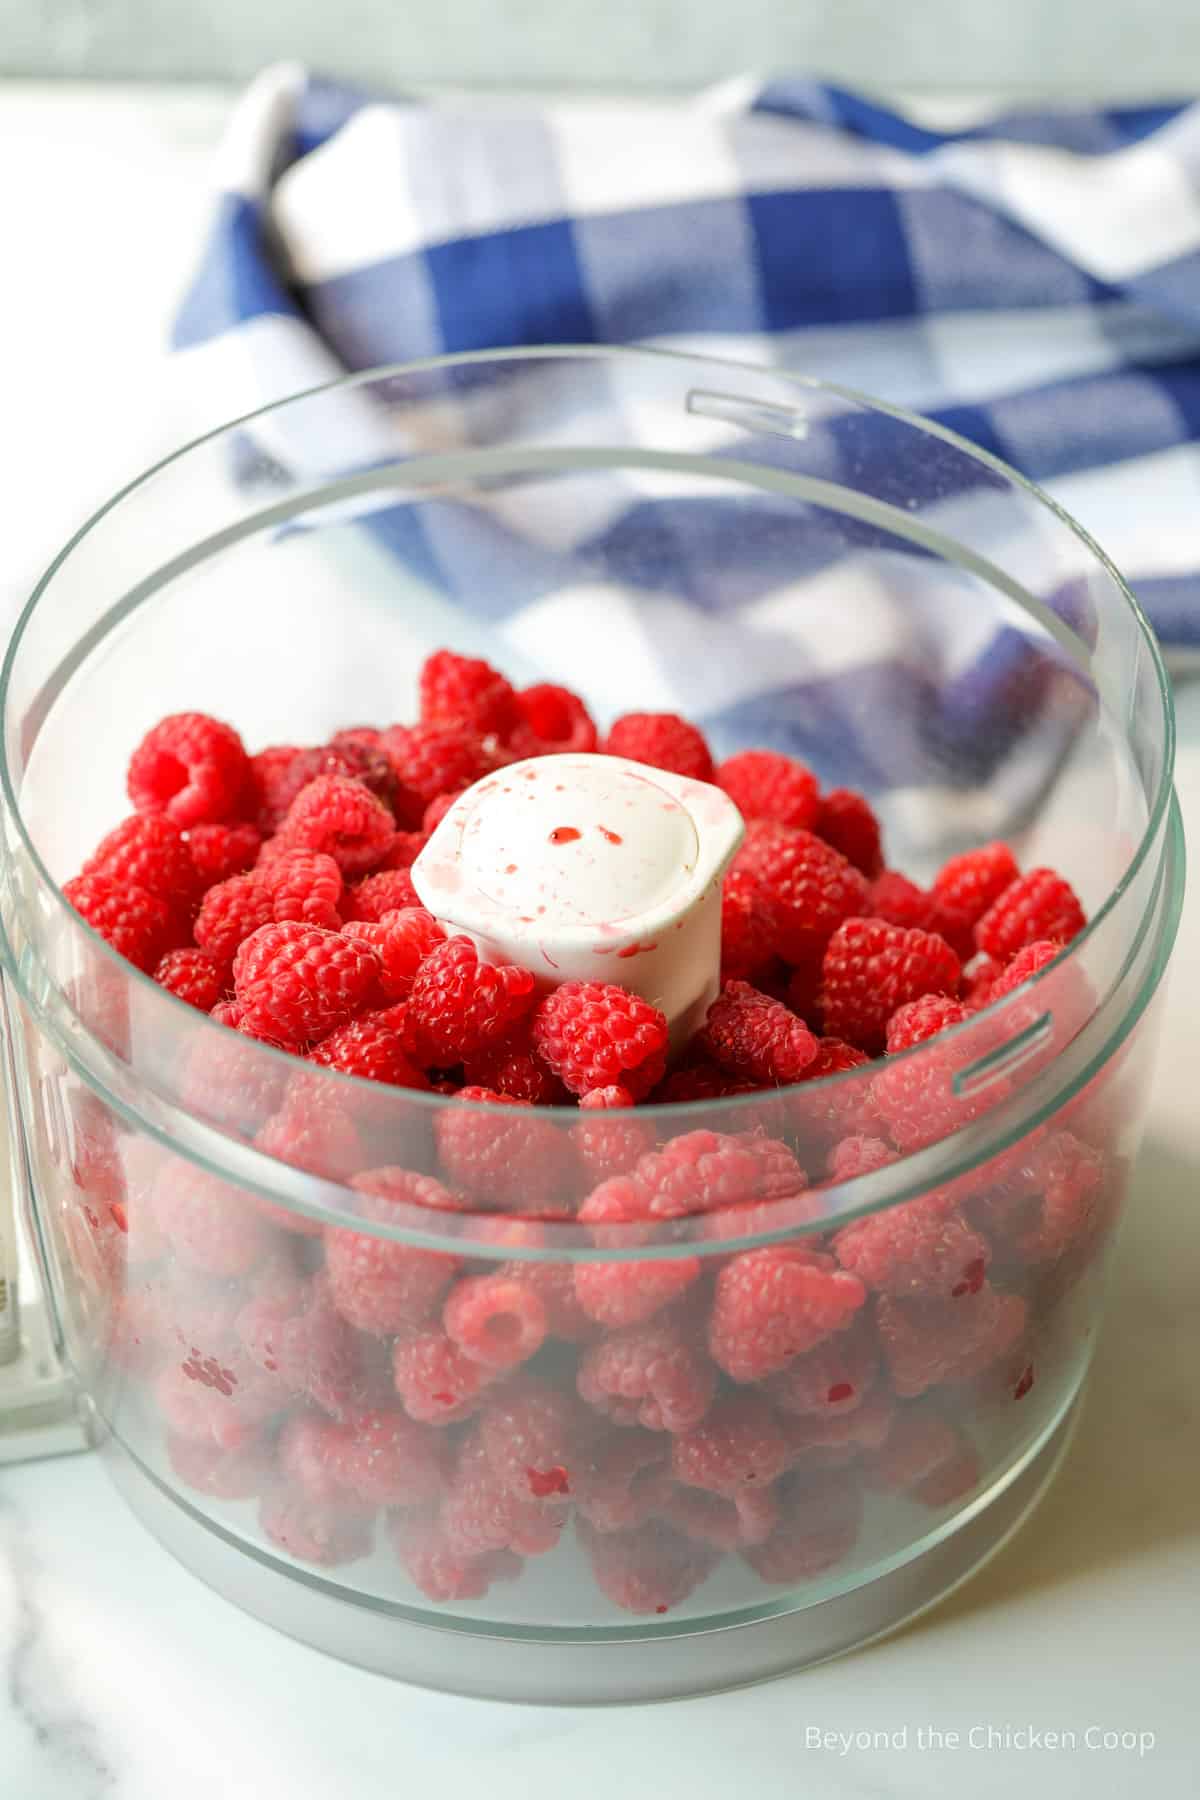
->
[5, 0, 1200, 92]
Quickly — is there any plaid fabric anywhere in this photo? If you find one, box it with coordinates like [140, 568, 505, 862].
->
[170, 66, 1192, 810]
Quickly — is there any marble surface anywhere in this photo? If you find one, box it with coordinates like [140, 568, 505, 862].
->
[0, 83, 1197, 1798]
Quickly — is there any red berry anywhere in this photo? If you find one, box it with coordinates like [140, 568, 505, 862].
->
[703, 979, 818, 1086]
[392, 1327, 498, 1424]
[421, 790, 463, 834]
[820, 917, 961, 1053]
[933, 841, 1020, 939]
[496, 1250, 601, 1345]
[876, 1286, 1027, 1397]
[463, 1019, 568, 1104]
[233, 921, 381, 1047]
[652, 1062, 757, 1104]
[508, 683, 598, 756]
[409, 936, 536, 1063]
[309, 1007, 429, 1088]
[127, 712, 250, 829]
[720, 867, 775, 982]
[258, 1491, 373, 1567]
[236, 1270, 381, 1421]
[752, 830, 870, 964]
[579, 1516, 718, 1615]
[324, 1169, 462, 1336]
[741, 1469, 862, 1583]
[276, 1409, 348, 1505]
[63, 872, 175, 973]
[343, 907, 445, 1000]
[390, 1511, 520, 1602]
[572, 1085, 654, 1182]
[435, 1086, 574, 1214]
[419, 648, 520, 738]
[152, 1161, 275, 1278]
[153, 947, 228, 1012]
[440, 1433, 564, 1558]
[82, 813, 197, 908]
[531, 981, 669, 1100]
[327, 1406, 449, 1508]
[885, 993, 969, 1052]
[618, 1130, 764, 1220]
[576, 1431, 670, 1533]
[478, 1374, 590, 1500]
[814, 788, 883, 877]
[862, 1407, 978, 1507]
[716, 750, 819, 830]
[279, 775, 395, 877]
[342, 869, 423, 924]
[262, 848, 344, 930]
[830, 1135, 906, 1184]
[379, 723, 497, 828]
[833, 1195, 990, 1300]
[573, 1250, 702, 1330]
[708, 1245, 866, 1382]
[764, 1318, 879, 1417]
[868, 869, 941, 933]
[776, 1388, 895, 1468]
[671, 1393, 790, 1494]
[603, 712, 713, 782]
[654, 1478, 780, 1551]
[975, 867, 1086, 960]
[193, 871, 275, 963]
[186, 820, 263, 887]
[253, 1084, 365, 1203]
[577, 1317, 717, 1433]
[979, 939, 1062, 1005]
[168, 1432, 273, 1501]
[443, 1274, 547, 1370]
[871, 997, 987, 1152]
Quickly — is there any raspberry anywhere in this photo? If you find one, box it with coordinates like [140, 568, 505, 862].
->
[720, 867, 775, 981]
[276, 1409, 347, 1505]
[862, 1407, 978, 1508]
[671, 1393, 790, 1494]
[324, 1170, 462, 1336]
[708, 1246, 866, 1381]
[380, 723, 497, 828]
[153, 947, 228, 1011]
[579, 1517, 718, 1615]
[233, 920, 381, 1046]
[932, 842, 1020, 941]
[248, 746, 304, 834]
[250, 740, 396, 836]
[826, 1137, 894, 1184]
[152, 1160, 275, 1278]
[236, 1271, 381, 1421]
[418, 647, 519, 738]
[463, 1019, 567, 1104]
[776, 1388, 894, 1467]
[156, 1364, 274, 1454]
[577, 1317, 717, 1433]
[703, 979, 818, 1086]
[82, 814, 197, 909]
[962, 952, 1005, 1008]
[652, 1062, 757, 1104]
[576, 1431, 670, 1533]
[531, 981, 669, 1100]
[572, 1085, 654, 1182]
[342, 869, 423, 924]
[508, 683, 598, 756]
[868, 870, 941, 933]
[885, 993, 969, 1052]
[980, 939, 1062, 1005]
[622, 1130, 764, 1220]
[752, 830, 870, 963]
[421, 790, 463, 834]
[573, 1251, 701, 1330]
[784, 953, 822, 1025]
[603, 711, 713, 781]
[655, 1479, 779, 1550]
[814, 788, 883, 877]
[309, 1007, 429, 1088]
[261, 848, 343, 930]
[390, 1511, 521, 1601]
[479, 1375, 591, 1500]
[168, 1432, 273, 1501]
[876, 1286, 1027, 1397]
[181, 1005, 288, 1135]
[731, 817, 804, 880]
[63, 873, 175, 973]
[440, 1434, 565, 1558]
[253, 1096, 363, 1230]
[975, 867, 1086, 960]
[794, 1036, 874, 1140]
[741, 1469, 862, 1583]
[392, 1327, 498, 1423]
[765, 1319, 880, 1417]
[443, 1274, 547, 1370]
[434, 1087, 574, 1214]
[193, 871, 275, 963]
[128, 712, 250, 829]
[872, 998, 994, 1153]
[343, 907, 445, 1001]
[833, 1195, 990, 1300]
[186, 820, 263, 887]
[259, 1491, 373, 1567]
[409, 936, 536, 1062]
[971, 1130, 1107, 1266]
[820, 917, 961, 1053]
[279, 775, 395, 877]
[326, 1406, 449, 1508]
[716, 750, 819, 830]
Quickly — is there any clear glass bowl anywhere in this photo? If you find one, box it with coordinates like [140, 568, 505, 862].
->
[0, 348, 1183, 1701]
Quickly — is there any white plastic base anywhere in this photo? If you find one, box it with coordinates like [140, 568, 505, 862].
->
[104, 1402, 1078, 1704]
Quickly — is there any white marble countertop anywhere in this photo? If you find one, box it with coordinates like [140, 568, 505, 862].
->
[0, 82, 1197, 1799]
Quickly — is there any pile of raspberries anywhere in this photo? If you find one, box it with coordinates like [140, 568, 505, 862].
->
[59, 647, 1114, 1618]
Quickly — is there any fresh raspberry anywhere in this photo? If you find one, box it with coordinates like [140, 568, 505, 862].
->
[379, 723, 497, 829]
[325, 1406, 449, 1508]
[731, 817, 803, 880]
[443, 1274, 547, 1370]
[741, 1469, 862, 1583]
[651, 1062, 757, 1104]
[390, 1511, 521, 1602]
[167, 1432, 273, 1501]
[868, 870, 941, 934]
[421, 790, 463, 834]
[876, 1287, 1027, 1397]
[250, 740, 396, 836]
[186, 820, 263, 887]
[323, 1170, 462, 1336]
[783, 952, 822, 1025]
[323, 733, 398, 812]
[418, 647, 519, 738]
[479, 1375, 591, 1500]
[765, 1319, 880, 1417]
[279, 775, 395, 877]
[342, 869, 423, 924]
[671, 1393, 790, 1494]
[498, 1252, 602, 1345]
[793, 1036, 875, 1141]
[654, 1479, 780, 1550]
[440, 1434, 565, 1558]
[862, 1407, 979, 1507]
[462, 1019, 567, 1104]
[276, 1409, 348, 1505]
[392, 1327, 499, 1424]
[409, 936, 536, 1062]
[193, 870, 275, 963]
[872, 998, 995, 1153]
[703, 979, 818, 1086]
[156, 1363, 275, 1454]
[619, 1130, 763, 1220]
[579, 1517, 718, 1615]
[377, 833, 429, 872]
[572, 1085, 654, 1182]
[971, 1130, 1107, 1266]
[63, 873, 175, 973]
[833, 1194, 990, 1301]
[531, 981, 669, 1100]
[258, 1491, 373, 1567]
[708, 1246, 866, 1381]
[716, 750, 819, 830]
[253, 1088, 364, 1214]
[152, 1161, 275, 1277]
[434, 1087, 574, 1214]
[827, 1135, 897, 1183]
[776, 1388, 894, 1467]
[508, 683, 598, 757]
[309, 1007, 429, 1088]
[720, 867, 775, 981]
[885, 993, 969, 1052]
[82, 814, 198, 910]
[128, 711, 250, 829]
[233, 921, 381, 1046]
[814, 788, 883, 877]
[820, 917, 961, 1053]
[343, 907, 445, 1001]
[752, 831, 870, 964]
[261, 848, 343, 930]
[962, 952, 1005, 1008]
[576, 1430, 671, 1533]
[933, 842, 1020, 941]
[153, 947, 228, 1012]
[603, 712, 714, 782]
[248, 746, 305, 834]
[738, 1133, 811, 1203]
[236, 1270, 382, 1421]
[979, 939, 1062, 1005]
[577, 1317, 717, 1433]
[572, 1249, 702, 1330]
[975, 867, 1086, 960]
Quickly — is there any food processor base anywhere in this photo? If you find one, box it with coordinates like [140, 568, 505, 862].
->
[103, 1400, 1079, 1704]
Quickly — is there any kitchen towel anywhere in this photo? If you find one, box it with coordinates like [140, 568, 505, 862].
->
[172, 65, 1200, 801]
